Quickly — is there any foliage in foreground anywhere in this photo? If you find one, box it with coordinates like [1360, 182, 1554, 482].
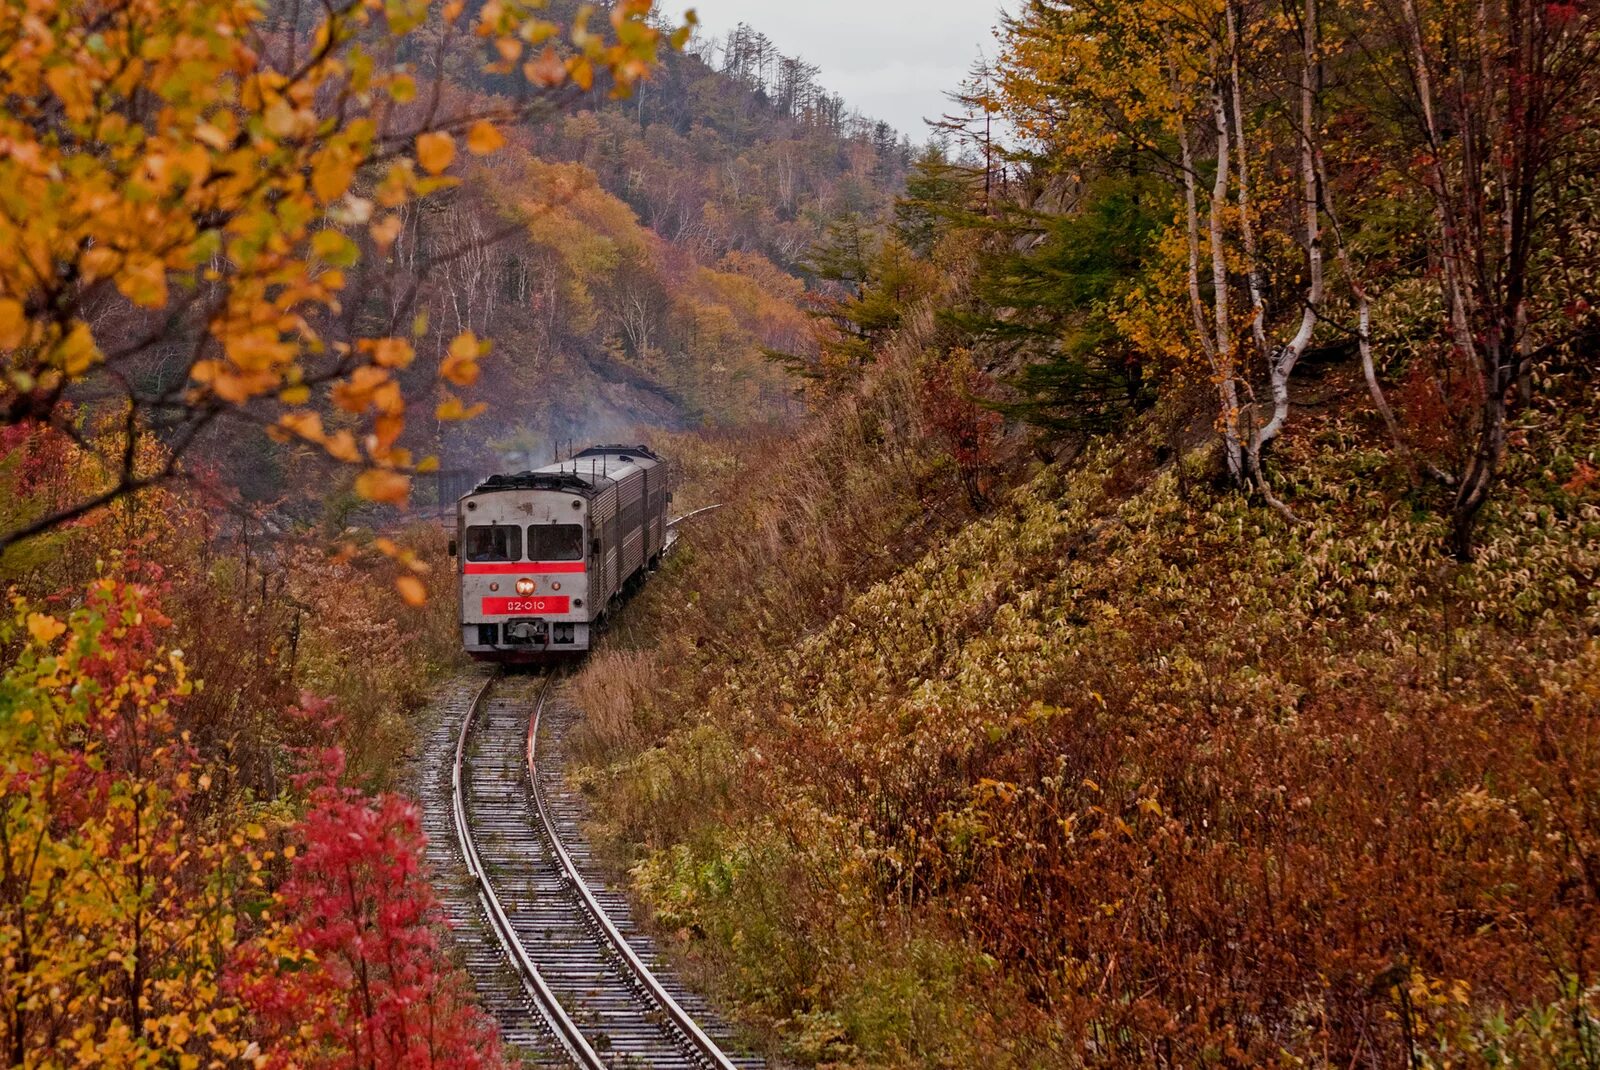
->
[0, 578, 494, 1066]
[0, 0, 684, 553]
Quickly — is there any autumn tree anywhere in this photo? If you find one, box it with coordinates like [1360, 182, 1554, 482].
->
[232, 771, 504, 1070]
[0, 581, 259, 1064]
[998, 0, 1264, 483]
[1376, 0, 1600, 556]
[794, 219, 938, 383]
[0, 0, 689, 553]
[997, 0, 1600, 548]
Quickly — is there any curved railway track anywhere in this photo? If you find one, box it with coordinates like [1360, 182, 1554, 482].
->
[425, 670, 759, 1068]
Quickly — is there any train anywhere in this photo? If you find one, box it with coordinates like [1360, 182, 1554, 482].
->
[452, 445, 672, 660]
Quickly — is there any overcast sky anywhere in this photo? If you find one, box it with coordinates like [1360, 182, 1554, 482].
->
[688, 1, 1009, 140]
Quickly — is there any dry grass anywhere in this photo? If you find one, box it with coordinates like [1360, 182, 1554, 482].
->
[560, 344, 1600, 1067]
[567, 649, 664, 762]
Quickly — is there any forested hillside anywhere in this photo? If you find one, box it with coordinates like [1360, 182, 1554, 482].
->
[395, 5, 914, 484]
[569, 0, 1600, 1065]
[408, 9, 917, 484]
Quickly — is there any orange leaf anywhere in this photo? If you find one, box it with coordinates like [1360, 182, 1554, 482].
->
[466, 120, 506, 156]
[436, 397, 487, 421]
[396, 575, 428, 606]
[440, 331, 484, 387]
[524, 46, 567, 87]
[312, 149, 358, 203]
[367, 337, 415, 369]
[325, 430, 361, 463]
[416, 131, 455, 175]
[567, 57, 595, 91]
[354, 469, 411, 505]
[370, 215, 404, 252]
[26, 612, 66, 646]
[0, 298, 25, 349]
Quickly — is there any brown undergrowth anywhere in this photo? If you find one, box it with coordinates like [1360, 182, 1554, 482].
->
[570, 354, 1600, 1068]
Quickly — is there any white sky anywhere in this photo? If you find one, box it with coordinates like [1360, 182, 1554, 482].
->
[686, 1, 1010, 140]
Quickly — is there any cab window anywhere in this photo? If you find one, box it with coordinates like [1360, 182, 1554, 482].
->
[528, 523, 584, 562]
[465, 524, 521, 562]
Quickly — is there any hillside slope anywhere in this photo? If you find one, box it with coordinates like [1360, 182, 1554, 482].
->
[573, 351, 1600, 1066]
[201, 8, 912, 504]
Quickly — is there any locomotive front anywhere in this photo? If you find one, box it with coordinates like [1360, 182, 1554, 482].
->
[456, 471, 595, 660]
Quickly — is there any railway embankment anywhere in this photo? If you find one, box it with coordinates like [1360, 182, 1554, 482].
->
[566, 357, 1600, 1066]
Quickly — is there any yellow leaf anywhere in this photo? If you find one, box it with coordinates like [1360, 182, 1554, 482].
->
[311, 150, 358, 203]
[416, 131, 455, 175]
[354, 468, 411, 505]
[567, 57, 594, 91]
[466, 120, 506, 155]
[440, 331, 484, 387]
[311, 229, 358, 267]
[55, 323, 100, 377]
[436, 397, 487, 421]
[396, 575, 427, 606]
[264, 99, 299, 138]
[26, 612, 67, 646]
[45, 66, 91, 118]
[117, 258, 169, 309]
[388, 74, 418, 104]
[0, 298, 25, 349]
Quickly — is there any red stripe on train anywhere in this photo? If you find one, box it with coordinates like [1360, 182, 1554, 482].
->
[463, 562, 587, 575]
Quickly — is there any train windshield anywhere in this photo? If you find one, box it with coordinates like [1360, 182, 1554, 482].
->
[528, 523, 584, 562]
[464, 524, 522, 562]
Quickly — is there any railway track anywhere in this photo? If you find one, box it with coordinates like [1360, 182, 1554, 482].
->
[424, 670, 760, 1068]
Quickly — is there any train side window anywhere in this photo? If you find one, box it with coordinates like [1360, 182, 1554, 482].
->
[464, 525, 521, 562]
[528, 523, 584, 562]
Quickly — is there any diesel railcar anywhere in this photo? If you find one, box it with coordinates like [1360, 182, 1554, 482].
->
[454, 445, 671, 660]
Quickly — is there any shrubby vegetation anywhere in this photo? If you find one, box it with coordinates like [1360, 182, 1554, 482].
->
[0, 574, 492, 1065]
[578, 353, 1600, 1069]
[571, 0, 1600, 1065]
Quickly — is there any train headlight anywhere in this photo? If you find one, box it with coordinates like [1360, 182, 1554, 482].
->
[551, 582, 561, 591]
[516, 578, 537, 595]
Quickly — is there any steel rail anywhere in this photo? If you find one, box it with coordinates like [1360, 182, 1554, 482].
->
[667, 503, 725, 528]
[527, 683, 742, 1070]
[452, 672, 606, 1070]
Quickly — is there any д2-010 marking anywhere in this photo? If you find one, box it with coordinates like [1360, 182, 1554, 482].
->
[481, 597, 572, 616]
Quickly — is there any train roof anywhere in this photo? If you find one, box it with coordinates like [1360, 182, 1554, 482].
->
[575, 444, 661, 461]
[468, 446, 661, 498]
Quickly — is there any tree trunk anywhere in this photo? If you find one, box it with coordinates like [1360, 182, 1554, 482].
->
[1450, 385, 1507, 559]
[1208, 77, 1246, 486]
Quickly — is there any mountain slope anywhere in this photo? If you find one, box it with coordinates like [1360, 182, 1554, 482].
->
[571, 347, 1600, 1066]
